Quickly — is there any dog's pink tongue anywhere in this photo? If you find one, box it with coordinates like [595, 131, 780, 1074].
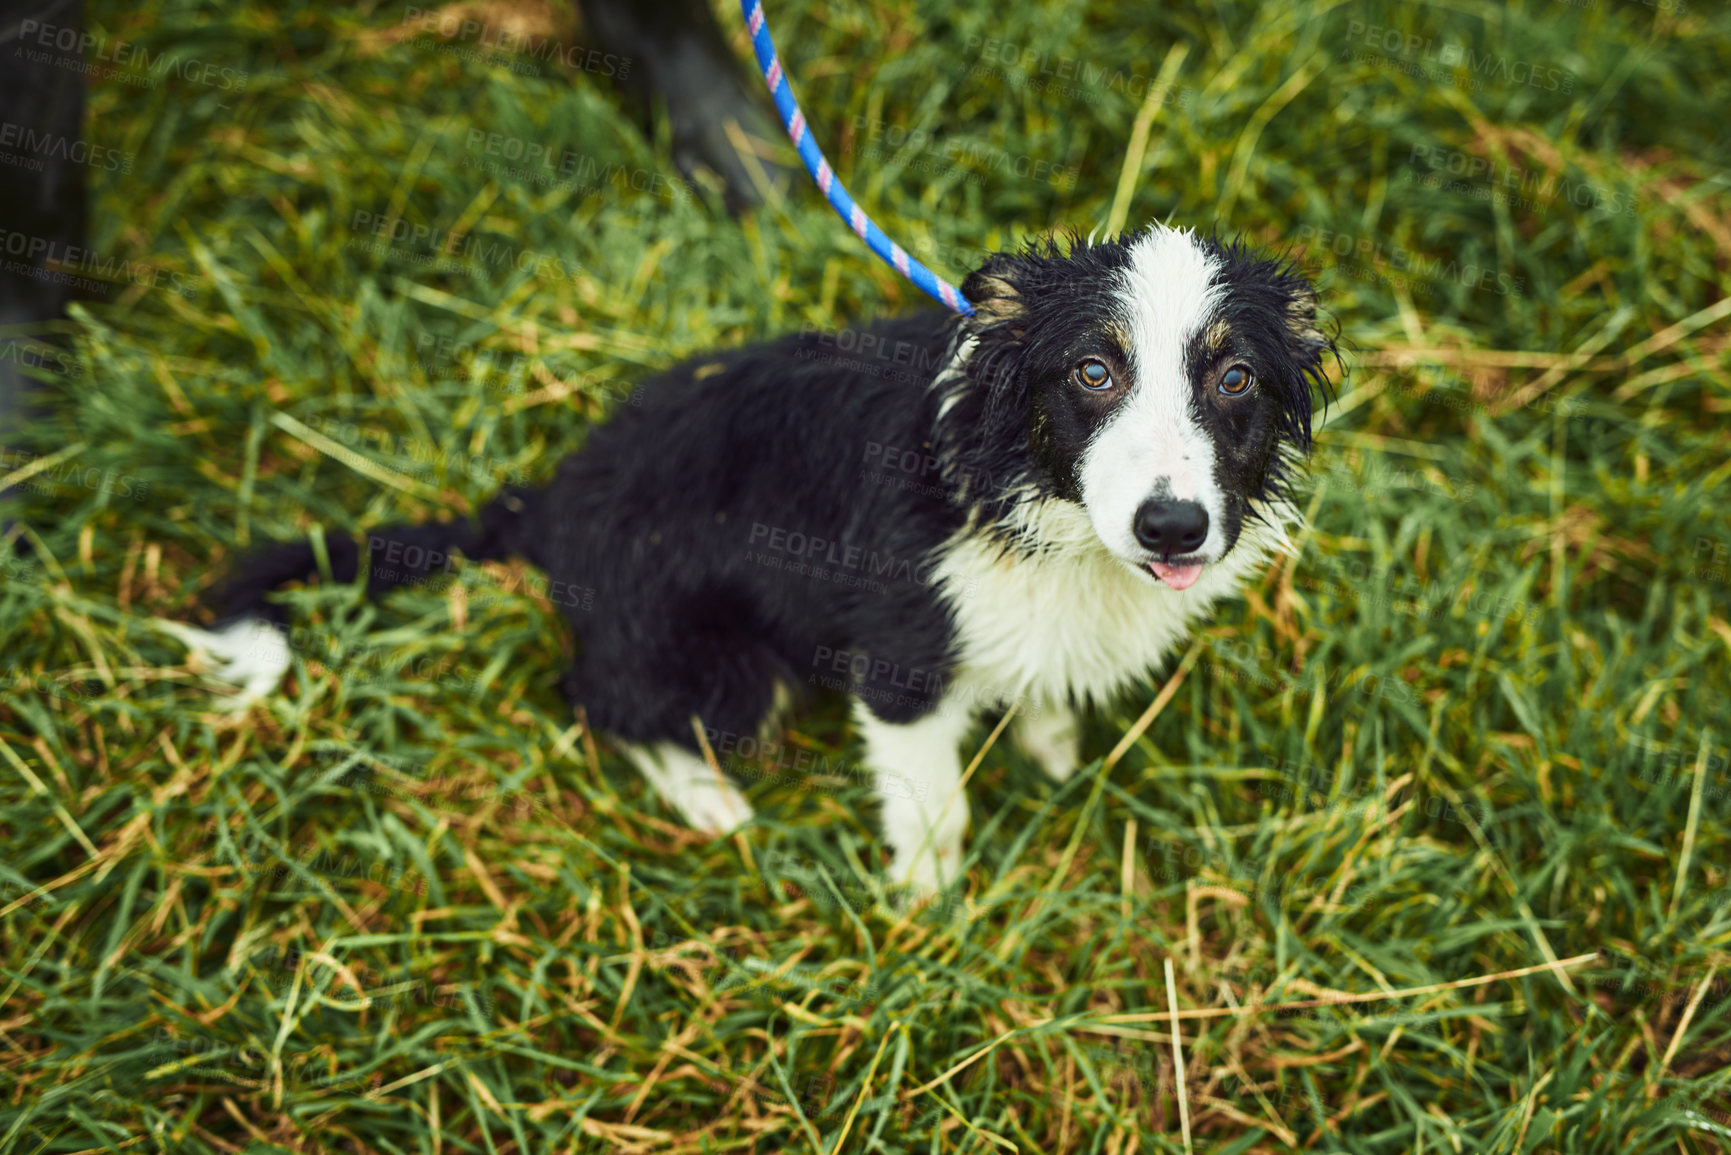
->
[1151, 562, 1204, 590]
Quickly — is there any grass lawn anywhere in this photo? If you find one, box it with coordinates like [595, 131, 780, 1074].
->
[3, 0, 1730, 1150]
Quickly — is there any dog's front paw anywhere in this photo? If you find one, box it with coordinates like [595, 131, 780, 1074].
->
[886, 834, 963, 902]
[1016, 703, 1081, 784]
[886, 866, 970, 925]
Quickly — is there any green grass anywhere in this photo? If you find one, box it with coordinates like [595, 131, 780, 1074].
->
[3, 0, 1730, 1150]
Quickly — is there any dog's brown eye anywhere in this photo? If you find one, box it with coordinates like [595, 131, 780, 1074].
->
[1074, 359, 1113, 391]
[1218, 365, 1254, 395]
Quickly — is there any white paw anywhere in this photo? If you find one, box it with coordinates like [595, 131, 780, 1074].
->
[886, 831, 963, 899]
[155, 616, 292, 710]
[853, 699, 975, 907]
[621, 742, 754, 836]
[669, 777, 755, 836]
[1017, 703, 1081, 783]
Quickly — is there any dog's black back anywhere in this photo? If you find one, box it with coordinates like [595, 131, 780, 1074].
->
[543, 312, 968, 741]
[218, 311, 969, 744]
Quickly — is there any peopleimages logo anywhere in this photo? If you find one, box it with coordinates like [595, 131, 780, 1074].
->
[459, 130, 693, 202]
[1405, 144, 1637, 219]
[0, 229, 199, 298]
[858, 438, 1001, 500]
[962, 34, 1186, 104]
[400, 7, 630, 79]
[0, 124, 133, 174]
[745, 522, 944, 592]
[1295, 224, 1526, 298]
[347, 210, 584, 283]
[15, 18, 250, 91]
[1692, 537, 1731, 587]
[303, 415, 527, 485]
[0, 446, 152, 502]
[849, 117, 1078, 189]
[1342, 22, 1575, 94]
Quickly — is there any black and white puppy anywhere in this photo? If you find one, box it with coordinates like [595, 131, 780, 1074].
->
[164, 225, 1335, 895]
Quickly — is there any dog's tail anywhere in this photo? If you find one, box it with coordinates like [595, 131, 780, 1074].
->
[157, 488, 540, 707]
[213, 488, 539, 623]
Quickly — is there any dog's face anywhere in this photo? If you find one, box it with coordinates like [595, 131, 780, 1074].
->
[950, 226, 1334, 586]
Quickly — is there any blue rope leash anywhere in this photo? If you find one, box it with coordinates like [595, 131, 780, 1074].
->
[739, 0, 975, 316]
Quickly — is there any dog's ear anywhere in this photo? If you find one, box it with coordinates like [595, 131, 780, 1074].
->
[1273, 273, 1340, 452]
[932, 252, 1047, 507]
[961, 255, 1032, 336]
[1282, 278, 1330, 365]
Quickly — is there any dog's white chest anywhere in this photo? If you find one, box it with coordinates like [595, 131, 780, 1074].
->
[933, 501, 1265, 708]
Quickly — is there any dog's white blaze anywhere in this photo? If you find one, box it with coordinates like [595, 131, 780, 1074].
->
[1080, 227, 1226, 563]
[934, 499, 1285, 708]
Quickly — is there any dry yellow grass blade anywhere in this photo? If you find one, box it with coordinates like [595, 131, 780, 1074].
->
[1099, 954, 1599, 1025]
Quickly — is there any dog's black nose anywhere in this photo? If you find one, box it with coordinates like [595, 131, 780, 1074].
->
[1134, 500, 1209, 554]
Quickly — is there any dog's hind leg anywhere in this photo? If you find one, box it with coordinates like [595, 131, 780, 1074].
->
[562, 611, 778, 836]
[855, 701, 978, 896]
[617, 741, 754, 836]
